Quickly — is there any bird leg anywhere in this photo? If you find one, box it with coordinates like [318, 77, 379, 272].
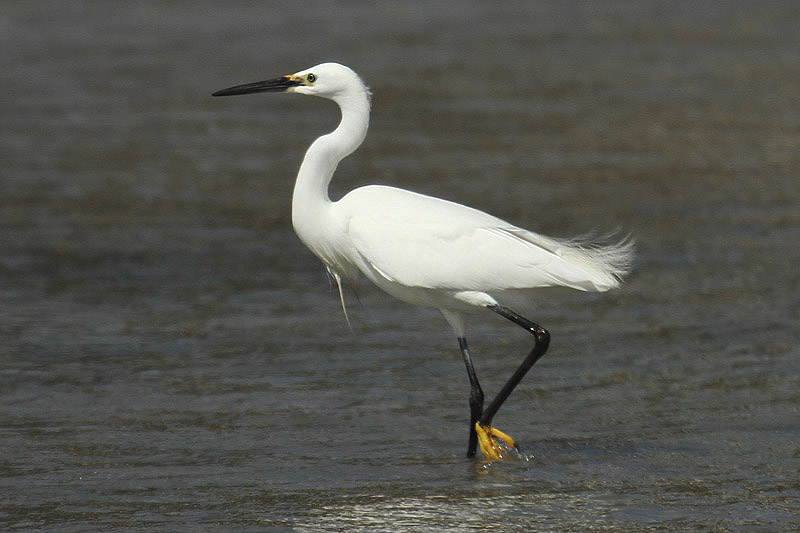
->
[473, 304, 551, 460]
[458, 335, 524, 461]
[457, 337, 484, 458]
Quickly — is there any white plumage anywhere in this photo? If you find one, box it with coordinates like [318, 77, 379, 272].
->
[213, 62, 633, 459]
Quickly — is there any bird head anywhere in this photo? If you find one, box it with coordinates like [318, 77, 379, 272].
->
[213, 62, 370, 107]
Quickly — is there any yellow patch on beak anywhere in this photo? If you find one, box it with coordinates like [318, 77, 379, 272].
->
[286, 75, 310, 93]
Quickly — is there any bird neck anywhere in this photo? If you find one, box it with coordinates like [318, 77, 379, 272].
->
[291, 91, 370, 225]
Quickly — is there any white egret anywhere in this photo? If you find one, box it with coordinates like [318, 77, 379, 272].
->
[213, 63, 633, 460]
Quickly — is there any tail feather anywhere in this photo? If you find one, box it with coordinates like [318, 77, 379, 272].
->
[507, 228, 634, 292]
[559, 231, 635, 291]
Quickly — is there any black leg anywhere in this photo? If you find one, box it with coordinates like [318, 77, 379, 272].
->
[458, 337, 484, 458]
[479, 304, 550, 427]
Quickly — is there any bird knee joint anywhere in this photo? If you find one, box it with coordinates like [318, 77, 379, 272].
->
[534, 328, 550, 348]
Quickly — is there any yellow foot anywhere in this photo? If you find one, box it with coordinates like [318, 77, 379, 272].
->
[475, 422, 519, 461]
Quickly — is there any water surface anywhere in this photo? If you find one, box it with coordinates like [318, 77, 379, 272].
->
[2, 2, 799, 531]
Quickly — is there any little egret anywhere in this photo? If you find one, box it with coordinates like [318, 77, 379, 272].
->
[213, 63, 633, 460]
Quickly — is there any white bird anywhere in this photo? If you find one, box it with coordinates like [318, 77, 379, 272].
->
[213, 62, 633, 460]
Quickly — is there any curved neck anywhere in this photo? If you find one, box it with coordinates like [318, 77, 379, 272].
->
[291, 91, 370, 223]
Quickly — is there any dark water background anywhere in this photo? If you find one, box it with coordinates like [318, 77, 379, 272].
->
[2, 2, 799, 531]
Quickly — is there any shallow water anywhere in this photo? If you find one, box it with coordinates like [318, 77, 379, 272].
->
[2, 1, 799, 531]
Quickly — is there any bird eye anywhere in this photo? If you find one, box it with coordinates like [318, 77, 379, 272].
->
[307, 73, 316, 83]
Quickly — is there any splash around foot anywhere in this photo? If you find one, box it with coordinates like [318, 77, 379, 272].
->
[475, 422, 520, 461]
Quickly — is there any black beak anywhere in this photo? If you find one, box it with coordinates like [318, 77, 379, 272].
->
[212, 76, 300, 97]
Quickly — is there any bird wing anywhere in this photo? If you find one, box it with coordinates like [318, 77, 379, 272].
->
[340, 186, 615, 292]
